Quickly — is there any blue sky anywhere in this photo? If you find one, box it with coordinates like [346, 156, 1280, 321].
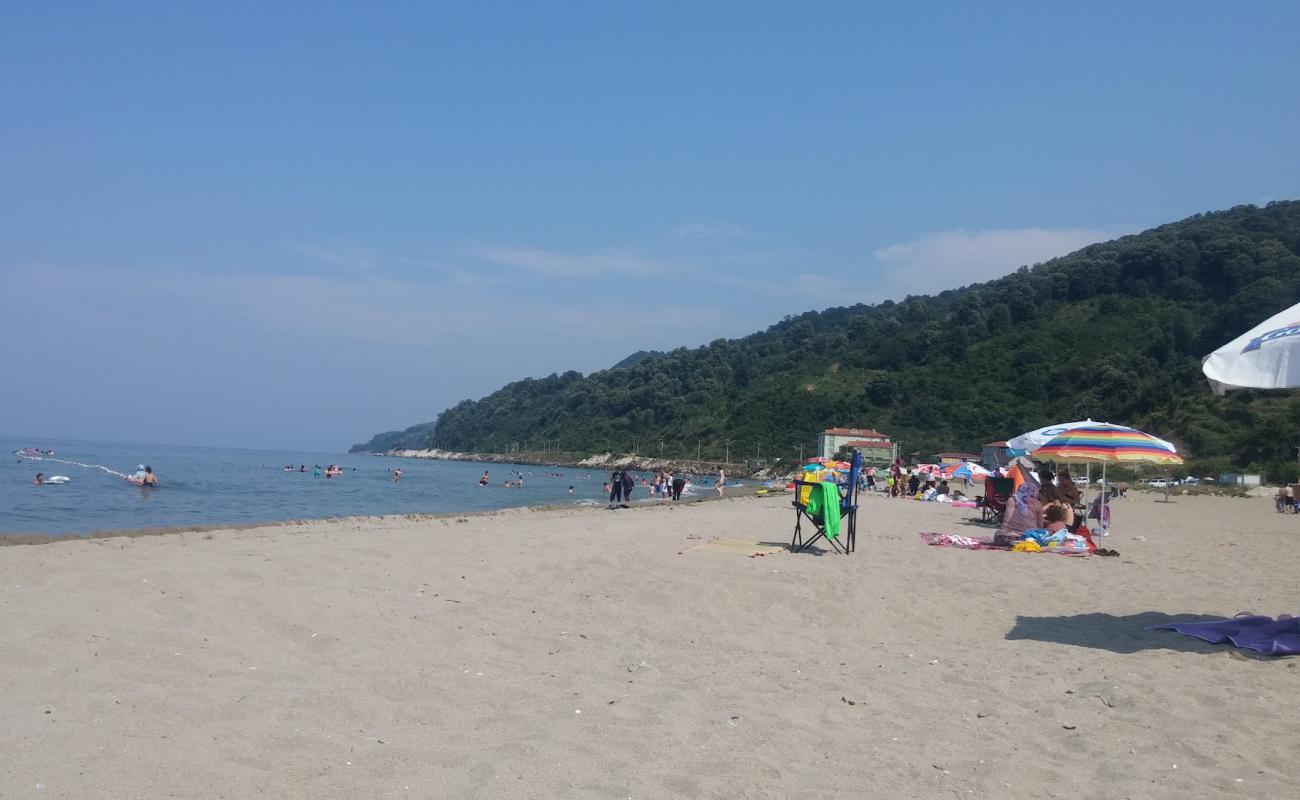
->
[3, 1, 1297, 451]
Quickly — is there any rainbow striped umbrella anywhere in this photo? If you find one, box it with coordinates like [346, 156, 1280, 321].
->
[1035, 424, 1183, 465]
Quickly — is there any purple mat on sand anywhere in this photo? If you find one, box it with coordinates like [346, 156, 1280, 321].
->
[1151, 615, 1300, 656]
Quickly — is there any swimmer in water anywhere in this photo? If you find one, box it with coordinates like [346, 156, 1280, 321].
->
[34, 472, 45, 485]
[479, 470, 489, 486]
[393, 468, 402, 482]
[141, 466, 158, 486]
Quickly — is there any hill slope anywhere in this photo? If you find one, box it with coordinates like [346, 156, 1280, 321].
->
[352, 202, 1300, 480]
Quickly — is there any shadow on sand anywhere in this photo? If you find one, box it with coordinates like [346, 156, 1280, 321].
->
[1006, 612, 1235, 655]
[757, 541, 830, 556]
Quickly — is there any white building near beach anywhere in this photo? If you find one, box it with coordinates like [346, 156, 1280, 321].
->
[818, 427, 896, 463]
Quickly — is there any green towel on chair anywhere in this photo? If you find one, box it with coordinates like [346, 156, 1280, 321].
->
[805, 481, 842, 539]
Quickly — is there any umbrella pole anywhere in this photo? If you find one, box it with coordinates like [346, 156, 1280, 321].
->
[1102, 463, 1109, 537]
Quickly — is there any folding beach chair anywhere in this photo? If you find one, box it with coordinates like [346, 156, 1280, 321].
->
[979, 477, 1013, 525]
[791, 452, 861, 554]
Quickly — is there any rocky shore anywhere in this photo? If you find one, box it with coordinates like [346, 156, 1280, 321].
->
[376, 447, 790, 480]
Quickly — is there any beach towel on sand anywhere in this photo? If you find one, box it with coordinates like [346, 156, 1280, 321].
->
[919, 532, 1003, 550]
[805, 482, 842, 538]
[919, 532, 1090, 556]
[1151, 614, 1300, 656]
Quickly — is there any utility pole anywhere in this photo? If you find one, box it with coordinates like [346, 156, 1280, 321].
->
[725, 439, 732, 466]
[697, 440, 701, 465]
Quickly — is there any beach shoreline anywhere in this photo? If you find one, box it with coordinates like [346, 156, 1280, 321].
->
[0, 492, 754, 546]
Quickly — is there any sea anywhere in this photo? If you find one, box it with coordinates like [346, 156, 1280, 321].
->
[2, 437, 731, 537]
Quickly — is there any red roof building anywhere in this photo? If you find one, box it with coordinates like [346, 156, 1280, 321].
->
[819, 427, 895, 462]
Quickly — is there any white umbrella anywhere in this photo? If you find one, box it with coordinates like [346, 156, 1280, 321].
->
[1006, 420, 1098, 454]
[1202, 301, 1300, 394]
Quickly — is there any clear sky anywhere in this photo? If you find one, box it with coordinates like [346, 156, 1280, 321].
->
[3, 1, 1297, 451]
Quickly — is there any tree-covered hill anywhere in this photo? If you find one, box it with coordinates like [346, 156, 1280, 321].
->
[353, 202, 1300, 480]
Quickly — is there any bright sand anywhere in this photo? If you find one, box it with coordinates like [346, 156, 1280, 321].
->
[2, 492, 1296, 799]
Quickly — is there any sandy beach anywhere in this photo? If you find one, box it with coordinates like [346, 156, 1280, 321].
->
[2, 491, 1296, 799]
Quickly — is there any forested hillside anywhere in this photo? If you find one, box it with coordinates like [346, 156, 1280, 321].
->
[353, 202, 1300, 480]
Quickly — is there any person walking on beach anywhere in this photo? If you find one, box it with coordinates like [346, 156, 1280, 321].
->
[715, 466, 726, 497]
[671, 471, 686, 501]
[609, 470, 624, 504]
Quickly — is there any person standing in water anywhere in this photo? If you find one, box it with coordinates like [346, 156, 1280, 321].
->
[393, 468, 402, 482]
[715, 466, 726, 497]
[479, 470, 490, 486]
[141, 466, 158, 486]
[609, 469, 624, 504]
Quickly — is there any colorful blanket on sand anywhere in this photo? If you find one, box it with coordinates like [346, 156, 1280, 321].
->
[1150, 614, 1300, 656]
[919, 532, 1006, 550]
[918, 532, 1090, 556]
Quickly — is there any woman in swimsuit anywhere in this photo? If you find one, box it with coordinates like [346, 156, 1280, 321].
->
[141, 466, 158, 486]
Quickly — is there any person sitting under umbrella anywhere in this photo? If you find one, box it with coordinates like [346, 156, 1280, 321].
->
[995, 465, 1042, 546]
[1037, 467, 1076, 531]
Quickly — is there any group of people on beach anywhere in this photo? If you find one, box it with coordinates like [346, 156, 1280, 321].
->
[1275, 484, 1300, 513]
[603, 466, 726, 505]
[989, 463, 1119, 554]
[882, 463, 952, 499]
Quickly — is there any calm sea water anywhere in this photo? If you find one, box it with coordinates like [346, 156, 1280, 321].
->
[2, 437, 730, 536]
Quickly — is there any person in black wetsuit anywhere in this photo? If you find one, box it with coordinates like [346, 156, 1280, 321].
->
[671, 471, 686, 501]
[609, 470, 624, 504]
[621, 469, 635, 502]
